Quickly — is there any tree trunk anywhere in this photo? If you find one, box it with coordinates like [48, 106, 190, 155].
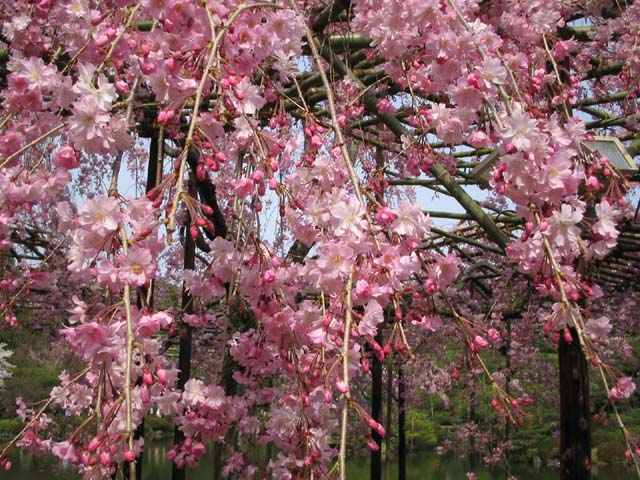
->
[559, 328, 591, 479]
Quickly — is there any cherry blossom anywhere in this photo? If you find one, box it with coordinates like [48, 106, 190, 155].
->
[0, 0, 638, 477]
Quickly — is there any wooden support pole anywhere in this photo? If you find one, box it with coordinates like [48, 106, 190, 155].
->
[171, 175, 197, 480]
[370, 331, 383, 480]
[398, 365, 406, 480]
[559, 328, 591, 479]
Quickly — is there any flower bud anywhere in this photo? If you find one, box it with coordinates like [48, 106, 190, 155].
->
[100, 451, 111, 466]
[473, 335, 489, 350]
[335, 379, 349, 394]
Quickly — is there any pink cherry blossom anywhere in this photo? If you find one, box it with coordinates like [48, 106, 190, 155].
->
[357, 300, 384, 337]
[78, 196, 121, 237]
[500, 104, 539, 151]
[231, 177, 254, 198]
[584, 316, 612, 341]
[546, 203, 583, 253]
[609, 377, 636, 401]
[487, 328, 501, 343]
[1, 1, 638, 477]
[118, 247, 155, 286]
[391, 202, 431, 238]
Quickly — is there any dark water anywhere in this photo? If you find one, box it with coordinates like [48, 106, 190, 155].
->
[4, 438, 637, 479]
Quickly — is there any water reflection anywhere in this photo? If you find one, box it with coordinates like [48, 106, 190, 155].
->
[5, 438, 637, 479]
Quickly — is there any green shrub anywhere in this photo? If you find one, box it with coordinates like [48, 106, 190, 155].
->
[144, 415, 174, 434]
[406, 409, 438, 450]
[0, 418, 23, 435]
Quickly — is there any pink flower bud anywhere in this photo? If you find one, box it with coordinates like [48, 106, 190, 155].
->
[366, 437, 380, 452]
[100, 451, 111, 466]
[310, 135, 323, 147]
[585, 175, 599, 191]
[156, 368, 168, 385]
[473, 335, 489, 349]
[424, 278, 437, 294]
[262, 270, 276, 283]
[324, 387, 332, 403]
[335, 379, 349, 394]
[95, 34, 110, 48]
[252, 170, 265, 183]
[166, 448, 177, 462]
[87, 437, 100, 452]
[368, 419, 386, 436]
[355, 279, 371, 298]
[124, 450, 135, 462]
[143, 372, 153, 385]
[196, 163, 206, 181]
[141, 384, 151, 403]
[192, 442, 206, 456]
[375, 206, 397, 224]
[563, 328, 573, 343]
[468, 130, 491, 148]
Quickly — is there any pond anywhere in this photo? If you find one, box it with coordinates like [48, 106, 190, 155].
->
[5, 438, 637, 479]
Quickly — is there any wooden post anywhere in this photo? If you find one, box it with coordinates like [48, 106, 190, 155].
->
[384, 356, 393, 480]
[132, 129, 161, 480]
[370, 148, 383, 480]
[171, 176, 197, 480]
[398, 365, 406, 480]
[370, 331, 383, 480]
[559, 328, 591, 479]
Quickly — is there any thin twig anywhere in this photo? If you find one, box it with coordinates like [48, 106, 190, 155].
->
[119, 224, 135, 478]
[290, 0, 364, 206]
[0, 124, 64, 169]
[339, 267, 355, 480]
[166, 2, 282, 237]
[0, 366, 91, 458]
